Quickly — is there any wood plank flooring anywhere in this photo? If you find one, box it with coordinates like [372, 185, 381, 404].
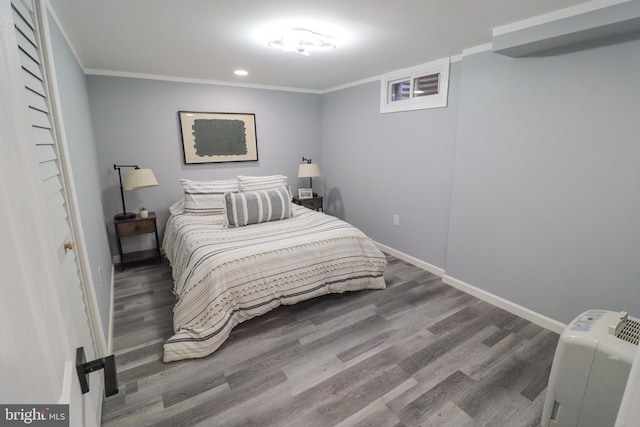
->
[102, 255, 559, 427]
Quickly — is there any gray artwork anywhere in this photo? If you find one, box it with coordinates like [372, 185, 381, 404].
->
[192, 119, 248, 156]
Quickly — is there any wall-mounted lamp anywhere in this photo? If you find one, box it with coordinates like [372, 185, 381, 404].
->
[113, 164, 158, 220]
[298, 157, 321, 193]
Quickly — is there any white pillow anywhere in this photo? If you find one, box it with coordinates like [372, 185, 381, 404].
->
[181, 179, 239, 214]
[168, 199, 185, 215]
[237, 175, 289, 193]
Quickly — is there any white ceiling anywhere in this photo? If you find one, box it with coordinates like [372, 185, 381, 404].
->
[48, 0, 591, 92]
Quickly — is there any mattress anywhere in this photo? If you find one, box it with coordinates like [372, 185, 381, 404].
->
[162, 205, 387, 362]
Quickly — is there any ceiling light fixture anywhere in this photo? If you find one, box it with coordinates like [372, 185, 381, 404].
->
[268, 28, 335, 56]
[234, 69, 248, 76]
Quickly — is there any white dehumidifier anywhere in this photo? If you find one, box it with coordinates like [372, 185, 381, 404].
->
[542, 310, 639, 427]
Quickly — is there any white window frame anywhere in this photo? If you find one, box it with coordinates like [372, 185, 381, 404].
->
[380, 57, 450, 114]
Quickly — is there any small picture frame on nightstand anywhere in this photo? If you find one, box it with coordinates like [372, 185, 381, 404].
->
[298, 188, 313, 199]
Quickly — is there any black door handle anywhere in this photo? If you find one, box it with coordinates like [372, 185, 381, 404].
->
[75, 347, 119, 397]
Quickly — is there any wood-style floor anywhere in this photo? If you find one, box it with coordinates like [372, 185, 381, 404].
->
[102, 255, 559, 427]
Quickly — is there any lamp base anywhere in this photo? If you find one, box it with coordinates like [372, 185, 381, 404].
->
[114, 212, 136, 220]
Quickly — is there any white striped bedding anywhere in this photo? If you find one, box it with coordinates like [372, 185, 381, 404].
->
[162, 205, 387, 362]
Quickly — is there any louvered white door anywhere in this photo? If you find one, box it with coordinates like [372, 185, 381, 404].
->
[7, 0, 100, 424]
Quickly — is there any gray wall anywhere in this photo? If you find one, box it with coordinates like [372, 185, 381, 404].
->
[86, 76, 321, 253]
[319, 39, 640, 325]
[445, 39, 640, 324]
[48, 13, 113, 339]
[319, 63, 461, 268]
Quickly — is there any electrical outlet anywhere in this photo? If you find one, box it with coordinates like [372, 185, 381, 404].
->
[393, 214, 400, 226]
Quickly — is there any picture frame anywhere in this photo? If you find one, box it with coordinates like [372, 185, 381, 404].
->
[178, 111, 258, 164]
[298, 188, 313, 199]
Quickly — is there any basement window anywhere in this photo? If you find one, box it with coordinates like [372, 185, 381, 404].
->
[380, 57, 450, 113]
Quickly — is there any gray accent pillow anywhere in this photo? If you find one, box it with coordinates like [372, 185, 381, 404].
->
[224, 186, 293, 227]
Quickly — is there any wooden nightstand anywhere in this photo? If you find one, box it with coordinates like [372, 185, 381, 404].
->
[114, 212, 161, 271]
[293, 196, 323, 212]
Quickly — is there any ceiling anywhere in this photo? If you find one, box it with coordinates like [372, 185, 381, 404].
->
[48, 0, 591, 92]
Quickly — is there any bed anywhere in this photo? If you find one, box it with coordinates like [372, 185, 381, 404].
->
[161, 176, 387, 362]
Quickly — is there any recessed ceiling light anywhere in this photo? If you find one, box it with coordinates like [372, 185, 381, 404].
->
[267, 28, 335, 56]
[234, 70, 248, 76]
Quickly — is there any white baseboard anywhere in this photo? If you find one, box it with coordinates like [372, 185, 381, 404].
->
[442, 274, 566, 334]
[373, 241, 566, 334]
[374, 241, 445, 277]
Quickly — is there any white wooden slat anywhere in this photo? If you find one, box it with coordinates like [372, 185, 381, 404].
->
[49, 206, 68, 234]
[62, 252, 82, 301]
[51, 209, 70, 249]
[22, 69, 44, 97]
[16, 30, 38, 61]
[42, 175, 62, 198]
[53, 217, 69, 242]
[62, 270, 82, 309]
[24, 88, 47, 112]
[51, 220, 70, 249]
[36, 145, 56, 163]
[20, 0, 34, 13]
[47, 191, 64, 213]
[16, 30, 40, 64]
[11, 8, 36, 47]
[32, 126, 54, 145]
[29, 107, 51, 128]
[12, 4, 34, 32]
[11, 0, 30, 18]
[39, 160, 58, 181]
[19, 50, 42, 80]
[12, 0, 34, 25]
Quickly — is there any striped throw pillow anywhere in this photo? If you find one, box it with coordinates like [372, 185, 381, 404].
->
[181, 179, 239, 214]
[224, 186, 293, 227]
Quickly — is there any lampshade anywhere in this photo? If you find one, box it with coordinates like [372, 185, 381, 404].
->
[122, 168, 158, 191]
[298, 163, 321, 178]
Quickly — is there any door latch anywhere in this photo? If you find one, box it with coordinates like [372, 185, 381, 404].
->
[75, 347, 118, 397]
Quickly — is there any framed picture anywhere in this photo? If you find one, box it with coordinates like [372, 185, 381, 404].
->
[298, 188, 313, 199]
[179, 111, 258, 164]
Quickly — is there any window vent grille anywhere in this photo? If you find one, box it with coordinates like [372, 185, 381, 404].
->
[413, 73, 439, 97]
[616, 319, 640, 345]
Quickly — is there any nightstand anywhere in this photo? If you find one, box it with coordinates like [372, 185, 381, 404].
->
[114, 212, 161, 271]
[293, 196, 323, 212]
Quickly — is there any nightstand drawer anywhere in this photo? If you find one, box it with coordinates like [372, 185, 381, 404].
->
[116, 218, 156, 236]
[302, 198, 323, 210]
[292, 196, 323, 212]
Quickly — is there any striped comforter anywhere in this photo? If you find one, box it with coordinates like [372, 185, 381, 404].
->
[162, 205, 387, 362]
